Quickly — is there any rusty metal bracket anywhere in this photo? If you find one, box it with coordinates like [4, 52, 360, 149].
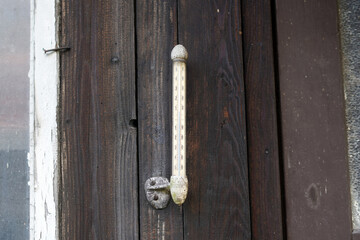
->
[144, 177, 171, 209]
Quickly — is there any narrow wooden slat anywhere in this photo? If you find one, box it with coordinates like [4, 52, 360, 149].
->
[59, 0, 138, 239]
[241, 0, 284, 239]
[179, 1, 251, 239]
[136, 1, 184, 239]
[275, 0, 352, 239]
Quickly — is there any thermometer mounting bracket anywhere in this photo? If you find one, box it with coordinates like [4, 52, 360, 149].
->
[144, 177, 171, 209]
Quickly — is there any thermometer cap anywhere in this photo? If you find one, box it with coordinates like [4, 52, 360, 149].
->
[170, 176, 188, 205]
[171, 44, 188, 61]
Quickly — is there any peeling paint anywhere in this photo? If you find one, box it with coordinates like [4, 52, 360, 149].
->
[29, 0, 58, 239]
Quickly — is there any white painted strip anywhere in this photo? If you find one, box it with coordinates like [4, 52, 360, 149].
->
[29, 0, 58, 239]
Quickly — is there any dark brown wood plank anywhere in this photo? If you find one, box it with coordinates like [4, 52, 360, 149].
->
[136, 1, 184, 239]
[59, 0, 138, 239]
[353, 233, 360, 240]
[275, 0, 352, 239]
[241, 0, 284, 239]
[179, 1, 251, 239]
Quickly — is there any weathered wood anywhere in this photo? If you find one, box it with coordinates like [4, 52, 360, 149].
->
[59, 0, 138, 239]
[338, 0, 360, 235]
[179, 1, 251, 239]
[275, 0, 352, 239]
[30, 0, 59, 238]
[241, 0, 284, 239]
[136, 1, 184, 239]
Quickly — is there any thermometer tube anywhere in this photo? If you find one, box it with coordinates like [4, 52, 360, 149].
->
[170, 45, 188, 205]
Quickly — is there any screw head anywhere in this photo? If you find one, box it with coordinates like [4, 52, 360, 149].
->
[111, 57, 119, 63]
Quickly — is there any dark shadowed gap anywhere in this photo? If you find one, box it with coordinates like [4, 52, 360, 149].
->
[238, 2, 253, 239]
[133, 0, 140, 239]
[270, 0, 288, 238]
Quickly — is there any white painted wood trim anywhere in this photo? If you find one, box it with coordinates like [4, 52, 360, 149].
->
[29, 0, 59, 239]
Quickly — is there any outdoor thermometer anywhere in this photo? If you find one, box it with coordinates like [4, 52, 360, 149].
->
[170, 45, 188, 205]
[144, 45, 188, 209]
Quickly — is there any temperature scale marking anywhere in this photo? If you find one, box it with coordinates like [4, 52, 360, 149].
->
[172, 62, 186, 177]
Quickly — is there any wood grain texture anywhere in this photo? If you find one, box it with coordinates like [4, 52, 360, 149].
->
[241, 0, 284, 239]
[136, 1, 184, 239]
[59, 0, 138, 239]
[179, 1, 251, 239]
[275, 0, 352, 239]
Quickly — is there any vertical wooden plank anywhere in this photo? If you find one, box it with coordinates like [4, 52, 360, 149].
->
[241, 0, 284, 239]
[136, 1, 184, 240]
[275, 0, 352, 239]
[338, 0, 360, 236]
[59, 0, 138, 239]
[179, 1, 251, 239]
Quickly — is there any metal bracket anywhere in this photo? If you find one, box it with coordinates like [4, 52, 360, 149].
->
[144, 177, 171, 209]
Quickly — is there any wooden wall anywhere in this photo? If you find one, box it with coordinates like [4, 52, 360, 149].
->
[58, 0, 353, 239]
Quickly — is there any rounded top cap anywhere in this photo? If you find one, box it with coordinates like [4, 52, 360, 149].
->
[171, 44, 188, 61]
